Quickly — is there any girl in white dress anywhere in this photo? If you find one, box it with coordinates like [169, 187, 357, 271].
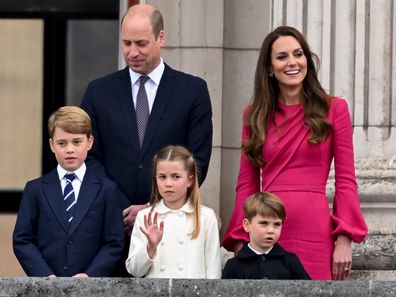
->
[126, 145, 221, 278]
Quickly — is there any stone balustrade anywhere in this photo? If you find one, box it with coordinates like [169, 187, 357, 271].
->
[0, 277, 396, 297]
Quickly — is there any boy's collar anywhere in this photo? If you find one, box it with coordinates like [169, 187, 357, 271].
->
[56, 163, 86, 181]
[237, 242, 286, 259]
[248, 242, 274, 255]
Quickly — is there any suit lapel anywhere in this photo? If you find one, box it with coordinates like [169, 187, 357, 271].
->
[141, 64, 175, 156]
[117, 67, 141, 155]
[69, 169, 100, 234]
[42, 170, 69, 233]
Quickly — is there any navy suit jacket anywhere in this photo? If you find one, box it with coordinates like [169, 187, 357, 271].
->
[80, 64, 213, 206]
[13, 168, 125, 277]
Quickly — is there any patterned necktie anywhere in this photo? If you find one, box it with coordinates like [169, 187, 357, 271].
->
[64, 173, 76, 223]
[136, 75, 150, 147]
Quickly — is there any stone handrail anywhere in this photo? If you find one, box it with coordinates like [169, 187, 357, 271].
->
[0, 277, 395, 297]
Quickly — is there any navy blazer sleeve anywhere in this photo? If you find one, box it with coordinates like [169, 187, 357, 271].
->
[13, 181, 54, 276]
[84, 181, 125, 277]
[184, 77, 212, 184]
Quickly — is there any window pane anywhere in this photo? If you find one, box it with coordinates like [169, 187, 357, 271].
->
[66, 20, 118, 106]
[0, 19, 43, 190]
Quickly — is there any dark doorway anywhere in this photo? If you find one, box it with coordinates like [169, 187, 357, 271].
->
[0, 0, 119, 212]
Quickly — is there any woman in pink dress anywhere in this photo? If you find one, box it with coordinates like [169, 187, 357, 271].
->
[222, 26, 368, 280]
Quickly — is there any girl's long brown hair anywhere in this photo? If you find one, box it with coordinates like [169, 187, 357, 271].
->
[150, 145, 202, 239]
[243, 26, 333, 167]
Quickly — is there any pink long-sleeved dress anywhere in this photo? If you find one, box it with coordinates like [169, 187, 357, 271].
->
[223, 98, 368, 280]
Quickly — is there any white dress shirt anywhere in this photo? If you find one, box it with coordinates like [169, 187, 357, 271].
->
[57, 163, 86, 201]
[129, 58, 165, 112]
[126, 199, 221, 279]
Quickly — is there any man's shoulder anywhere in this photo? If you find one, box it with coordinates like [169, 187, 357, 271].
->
[164, 63, 206, 84]
[88, 67, 128, 86]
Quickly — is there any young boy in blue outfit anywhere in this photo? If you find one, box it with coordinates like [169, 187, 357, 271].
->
[13, 106, 124, 277]
[222, 192, 311, 279]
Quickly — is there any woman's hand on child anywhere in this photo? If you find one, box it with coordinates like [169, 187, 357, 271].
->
[140, 211, 164, 259]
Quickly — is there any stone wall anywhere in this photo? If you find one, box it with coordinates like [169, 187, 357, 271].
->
[144, 0, 396, 279]
[0, 278, 395, 297]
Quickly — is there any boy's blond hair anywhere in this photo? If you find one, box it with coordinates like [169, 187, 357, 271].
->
[243, 192, 286, 221]
[48, 106, 92, 138]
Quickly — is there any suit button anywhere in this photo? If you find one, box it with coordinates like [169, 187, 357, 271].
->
[68, 239, 74, 244]
[261, 255, 266, 262]
[177, 264, 184, 271]
[160, 265, 165, 271]
[138, 163, 144, 169]
[63, 265, 68, 270]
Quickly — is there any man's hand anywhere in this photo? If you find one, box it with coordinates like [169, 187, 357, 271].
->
[123, 204, 149, 235]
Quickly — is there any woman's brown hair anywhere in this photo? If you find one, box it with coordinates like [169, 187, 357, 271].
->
[243, 26, 332, 167]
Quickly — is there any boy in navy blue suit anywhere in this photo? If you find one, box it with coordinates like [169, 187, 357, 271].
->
[222, 192, 310, 279]
[13, 106, 124, 277]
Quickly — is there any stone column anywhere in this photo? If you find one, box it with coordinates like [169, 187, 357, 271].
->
[270, 0, 396, 274]
[220, 0, 272, 236]
[147, 0, 224, 214]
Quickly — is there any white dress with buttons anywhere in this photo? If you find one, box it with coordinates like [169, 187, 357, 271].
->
[125, 199, 221, 278]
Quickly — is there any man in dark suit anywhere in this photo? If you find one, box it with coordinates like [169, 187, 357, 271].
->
[80, 4, 213, 236]
[13, 106, 124, 277]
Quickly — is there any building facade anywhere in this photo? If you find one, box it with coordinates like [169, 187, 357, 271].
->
[149, 0, 396, 277]
[0, 0, 395, 277]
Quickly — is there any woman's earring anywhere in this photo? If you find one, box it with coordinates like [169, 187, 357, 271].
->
[269, 72, 274, 77]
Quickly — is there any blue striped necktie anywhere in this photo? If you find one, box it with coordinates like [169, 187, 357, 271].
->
[64, 173, 76, 223]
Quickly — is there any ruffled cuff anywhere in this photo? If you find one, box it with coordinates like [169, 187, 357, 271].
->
[331, 214, 368, 243]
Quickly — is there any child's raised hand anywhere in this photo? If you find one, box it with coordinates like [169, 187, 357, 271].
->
[140, 211, 164, 259]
